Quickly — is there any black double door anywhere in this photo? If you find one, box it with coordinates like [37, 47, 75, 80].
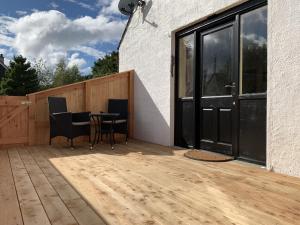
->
[175, 2, 267, 164]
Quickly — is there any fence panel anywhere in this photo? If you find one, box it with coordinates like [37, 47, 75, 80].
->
[0, 96, 29, 147]
[28, 70, 134, 146]
[0, 70, 134, 148]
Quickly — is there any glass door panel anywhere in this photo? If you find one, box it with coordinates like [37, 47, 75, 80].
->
[202, 26, 233, 96]
[240, 6, 267, 95]
[178, 34, 195, 98]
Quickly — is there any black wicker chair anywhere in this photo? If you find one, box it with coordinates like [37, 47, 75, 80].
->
[48, 97, 90, 147]
[101, 99, 129, 144]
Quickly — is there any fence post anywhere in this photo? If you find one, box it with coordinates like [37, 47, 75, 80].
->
[128, 70, 134, 138]
[28, 94, 36, 146]
[85, 81, 91, 112]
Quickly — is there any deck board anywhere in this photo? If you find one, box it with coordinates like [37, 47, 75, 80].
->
[18, 149, 78, 225]
[0, 150, 23, 225]
[1, 141, 300, 225]
[28, 147, 106, 225]
[8, 149, 51, 225]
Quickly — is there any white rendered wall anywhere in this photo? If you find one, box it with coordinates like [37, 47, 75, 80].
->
[267, 0, 300, 177]
[119, 0, 300, 177]
[119, 0, 245, 146]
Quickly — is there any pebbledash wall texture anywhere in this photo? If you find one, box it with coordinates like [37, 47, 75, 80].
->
[119, 0, 300, 177]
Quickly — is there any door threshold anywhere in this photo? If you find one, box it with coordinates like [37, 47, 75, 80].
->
[237, 156, 266, 166]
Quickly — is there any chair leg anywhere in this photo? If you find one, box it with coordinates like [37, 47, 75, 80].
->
[49, 137, 52, 145]
[97, 130, 101, 144]
[126, 131, 128, 144]
[110, 125, 114, 150]
[70, 139, 74, 149]
[110, 132, 114, 150]
[113, 132, 116, 144]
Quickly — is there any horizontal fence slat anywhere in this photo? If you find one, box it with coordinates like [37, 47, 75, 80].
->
[0, 137, 28, 145]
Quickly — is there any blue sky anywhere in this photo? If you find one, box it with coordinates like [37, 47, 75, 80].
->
[0, 0, 128, 75]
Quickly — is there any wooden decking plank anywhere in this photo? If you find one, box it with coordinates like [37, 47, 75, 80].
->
[117, 143, 300, 224]
[0, 150, 23, 225]
[43, 147, 132, 225]
[137, 140, 300, 188]
[77, 146, 268, 225]
[60, 147, 222, 224]
[28, 147, 106, 225]
[79, 158, 216, 224]
[18, 149, 78, 225]
[52, 143, 299, 225]
[131, 140, 300, 199]
[138, 141, 300, 209]
[45, 146, 249, 225]
[8, 149, 51, 225]
[2, 142, 300, 225]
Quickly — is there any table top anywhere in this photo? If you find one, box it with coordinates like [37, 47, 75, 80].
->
[90, 112, 120, 117]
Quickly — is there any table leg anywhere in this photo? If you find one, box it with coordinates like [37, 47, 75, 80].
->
[90, 116, 97, 150]
[96, 116, 101, 144]
[110, 122, 114, 150]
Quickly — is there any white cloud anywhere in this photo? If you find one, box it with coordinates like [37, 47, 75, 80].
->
[100, 0, 120, 15]
[0, 16, 16, 35]
[0, 34, 14, 46]
[47, 51, 68, 68]
[72, 46, 105, 59]
[243, 34, 267, 47]
[16, 11, 28, 16]
[0, 10, 126, 69]
[31, 9, 40, 13]
[65, 0, 95, 11]
[67, 53, 86, 68]
[81, 66, 91, 75]
[4, 58, 10, 66]
[50, 2, 59, 9]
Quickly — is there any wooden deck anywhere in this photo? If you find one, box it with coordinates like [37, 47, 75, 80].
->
[1, 141, 300, 225]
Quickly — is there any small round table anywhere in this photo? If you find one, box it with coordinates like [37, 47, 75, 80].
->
[90, 112, 120, 150]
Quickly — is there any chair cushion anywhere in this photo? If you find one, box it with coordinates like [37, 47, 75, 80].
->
[102, 119, 127, 124]
[72, 121, 90, 126]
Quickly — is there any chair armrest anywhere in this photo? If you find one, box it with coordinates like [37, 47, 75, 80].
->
[72, 112, 90, 122]
[51, 112, 72, 123]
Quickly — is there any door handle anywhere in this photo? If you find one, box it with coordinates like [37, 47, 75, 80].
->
[224, 82, 236, 89]
[225, 82, 236, 95]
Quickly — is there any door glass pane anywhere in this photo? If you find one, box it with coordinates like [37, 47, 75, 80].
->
[240, 6, 267, 94]
[178, 34, 195, 98]
[202, 26, 233, 96]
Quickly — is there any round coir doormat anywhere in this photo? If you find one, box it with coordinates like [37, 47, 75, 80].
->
[184, 150, 234, 162]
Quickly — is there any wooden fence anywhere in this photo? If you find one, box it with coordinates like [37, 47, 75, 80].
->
[0, 70, 134, 148]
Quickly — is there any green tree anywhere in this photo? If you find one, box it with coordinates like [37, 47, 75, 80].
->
[53, 59, 82, 87]
[92, 51, 118, 77]
[33, 59, 54, 90]
[0, 55, 39, 96]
